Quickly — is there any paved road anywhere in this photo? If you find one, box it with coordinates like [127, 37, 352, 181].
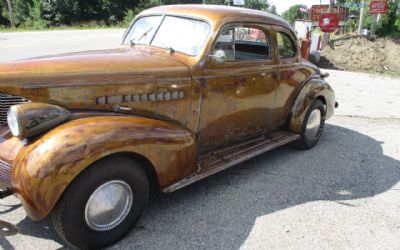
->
[0, 29, 125, 62]
[0, 30, 400, 250]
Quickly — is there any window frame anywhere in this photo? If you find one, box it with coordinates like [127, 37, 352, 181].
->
[210, 23, 275, 64]
[271, 26, 300, 64]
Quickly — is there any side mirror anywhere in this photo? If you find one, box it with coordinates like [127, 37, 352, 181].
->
[209, 50, 226, 65]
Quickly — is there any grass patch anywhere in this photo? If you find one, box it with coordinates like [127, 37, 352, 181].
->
[382, 70, 400, 78]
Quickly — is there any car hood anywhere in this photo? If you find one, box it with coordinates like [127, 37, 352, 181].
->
[0, 47, 191, 90]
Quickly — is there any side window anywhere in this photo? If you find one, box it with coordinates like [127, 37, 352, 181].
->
[277, 32, 296, 59]
[214, 29, 235, 60]
[213, 26, 271, 61]
[234, 27, 270, 60]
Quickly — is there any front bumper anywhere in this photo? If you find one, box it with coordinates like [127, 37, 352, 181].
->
[0, 155, 15, 199]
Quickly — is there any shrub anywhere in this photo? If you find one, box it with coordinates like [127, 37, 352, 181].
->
[123, 9, 135, 26]
[23, 0, 47, 29]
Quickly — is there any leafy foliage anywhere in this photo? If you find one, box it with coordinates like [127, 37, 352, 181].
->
[41, 0, 141, 25]
[282, 4, 308, 25]
[123, 0, 161, 26]
[204, 0, 225, 4]
[24, 0, 47, 28]
[244, 0, 269, 10]
[0, 1, 7, 27]
[376, 0, 400, 35]
[0, 0, 286, 29]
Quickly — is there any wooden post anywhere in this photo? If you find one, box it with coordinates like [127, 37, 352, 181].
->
[6, 0, 14, 28]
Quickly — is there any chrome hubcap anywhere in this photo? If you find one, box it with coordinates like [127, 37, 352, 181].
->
[85, 180, 133, 231]
[305, 109, 322, 141]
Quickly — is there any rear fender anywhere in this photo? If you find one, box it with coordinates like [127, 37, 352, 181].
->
[12, 116, 197, 220]
[289, 78, 335, 133]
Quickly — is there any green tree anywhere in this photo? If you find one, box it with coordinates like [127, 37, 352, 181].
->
[204, 0, 225, 4]
[41, 0, 81, 25]
[24, 0, 47, 29]
[127, 0, 161, 21]
[3, 0, 31, 27]
[244, 0, 269, 10]
[42, 0, 141, 25]
[0, 1, 8, 26]
[163, 0, 202, 3]
[377, 0, 400, 35]
[282, 4, 308, 25]
[5, 0, 14, 27]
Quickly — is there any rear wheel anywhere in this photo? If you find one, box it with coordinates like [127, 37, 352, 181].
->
[51, 155, 149, 249]
[294, 99, 326, 150]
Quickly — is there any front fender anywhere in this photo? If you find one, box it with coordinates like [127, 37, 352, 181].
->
[12, 116, 197, 220]
[289, 78, 335, 133]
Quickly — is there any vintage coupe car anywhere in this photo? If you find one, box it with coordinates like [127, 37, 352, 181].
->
[0, 4, 336, 249]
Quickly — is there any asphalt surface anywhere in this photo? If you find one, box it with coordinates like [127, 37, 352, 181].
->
[0, 30, 400, 250]
[0, 29, 125, 62]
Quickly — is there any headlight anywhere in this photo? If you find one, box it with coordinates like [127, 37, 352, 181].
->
[7, 103, 71, 139]
[7, 106, 22, 137]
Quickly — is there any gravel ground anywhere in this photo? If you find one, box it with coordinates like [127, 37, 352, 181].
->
[0, 30, 400, 250]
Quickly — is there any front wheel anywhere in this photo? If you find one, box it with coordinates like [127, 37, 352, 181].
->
[294, 99, 326, 150]
[51, 155, 149, 249]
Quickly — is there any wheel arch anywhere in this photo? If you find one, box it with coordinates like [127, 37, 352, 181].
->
[287, 77, 335, 134]
[108, 151, 160, 191]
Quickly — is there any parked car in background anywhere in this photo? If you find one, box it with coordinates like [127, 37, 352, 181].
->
[0, 5, 336, 249]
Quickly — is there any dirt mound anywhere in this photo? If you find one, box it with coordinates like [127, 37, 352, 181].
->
[318, 35, 400, 75]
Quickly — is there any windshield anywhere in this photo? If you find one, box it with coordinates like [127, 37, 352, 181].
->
[123, 15, 210, 56]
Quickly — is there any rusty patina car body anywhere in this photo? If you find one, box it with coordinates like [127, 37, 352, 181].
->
[0, 5, 336, 249]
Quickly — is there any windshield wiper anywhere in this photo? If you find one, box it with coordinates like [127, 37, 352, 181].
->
[156, 40, 175, 54]
[130, 27, 154, 45]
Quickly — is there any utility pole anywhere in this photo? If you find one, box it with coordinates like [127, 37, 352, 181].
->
[370, 14, 378, 36]
[6, 0, 14, 28]
[358, 0, 366, 35]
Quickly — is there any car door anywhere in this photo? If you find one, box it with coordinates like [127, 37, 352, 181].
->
[198, 24, 279, 151]
[269, 27, 309, 130]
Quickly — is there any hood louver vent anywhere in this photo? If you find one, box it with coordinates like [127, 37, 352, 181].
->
[0, 93, 30, 126]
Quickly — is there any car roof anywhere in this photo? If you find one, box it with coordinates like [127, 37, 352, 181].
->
[139, 4, 293, 32]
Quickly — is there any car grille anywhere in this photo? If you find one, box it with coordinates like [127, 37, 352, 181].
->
[0, 159, 12, 186]
[0, 93, 30, 126]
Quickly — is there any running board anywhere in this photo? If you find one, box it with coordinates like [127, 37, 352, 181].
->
[162, 131, 299, 193]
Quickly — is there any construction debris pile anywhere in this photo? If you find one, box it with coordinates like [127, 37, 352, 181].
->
[318, 35, 400, 76]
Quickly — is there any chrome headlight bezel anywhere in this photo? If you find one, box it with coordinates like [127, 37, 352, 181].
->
[7, 103, 71, 139]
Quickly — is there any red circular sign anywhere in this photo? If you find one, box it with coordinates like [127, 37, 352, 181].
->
[319, 13, 340, 33]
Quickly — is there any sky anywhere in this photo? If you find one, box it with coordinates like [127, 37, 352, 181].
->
[271, 0, 331, 14]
